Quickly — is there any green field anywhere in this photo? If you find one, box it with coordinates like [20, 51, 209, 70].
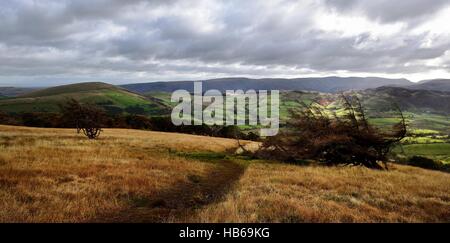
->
[143, 90, 450, 132]
[0, 83, 170, 115]
[144, 91, 173, 106]
[1, 86, 449, 166]
[395, 143, 450, 164]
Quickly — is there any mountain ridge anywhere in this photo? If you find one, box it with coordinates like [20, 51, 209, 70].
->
[0, 87, 39, 97]
[406, 79, 450, 92]
[121, 76, 413, 94]
[361, 86, 450, 114]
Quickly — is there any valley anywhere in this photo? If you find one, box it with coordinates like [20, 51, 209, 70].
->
[1, 79, 449, 166]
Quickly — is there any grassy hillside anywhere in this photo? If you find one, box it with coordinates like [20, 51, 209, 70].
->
[1, 83, 447, 133]
[20, 82, 118, 98]
[190, 161, 449, 223]
[143, 89, 450, 132]
[0, 82, 171, 115]
[1, 84, 448, 165]
[361, 86, 450, 114]
[407, 79, 450, 92]
[0, 125, 448, 222]
[145, 90, 450, 166]
[395, 143, 450, 164]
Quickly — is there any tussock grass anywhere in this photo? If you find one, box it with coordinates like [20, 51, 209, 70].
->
[0, 125, 449, 222]
[0, 125, 241, 222]
[190, 162, 450, 223]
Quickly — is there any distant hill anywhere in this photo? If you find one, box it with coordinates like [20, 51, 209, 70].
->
[122, 77, 412, 94]
[0, 87, 38, 97]
[0, 81, 449, 133]
[269, 87, 450, 117]
[406, 79, 450, 92]
[2, 81, 447, 117]
[360, 86, 450, 114]
[19, 82, 118, 98]
[140, 86, 450, 133]
[0, 82, 171, 115]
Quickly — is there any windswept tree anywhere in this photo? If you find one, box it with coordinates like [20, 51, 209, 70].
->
[60, 99, 106, 139]
[257, 94, 407, 169]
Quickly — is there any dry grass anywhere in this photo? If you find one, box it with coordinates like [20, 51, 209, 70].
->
[0, 125, 241, 222]
[1, 125, 449, 223]
[190, 162, 450, 223]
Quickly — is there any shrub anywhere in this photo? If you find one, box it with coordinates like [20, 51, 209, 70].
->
[21, 112, 62, 127]
[257, 95, 407, 169]
[407, 156, 443, 170]
[126, 115, 153, 130]
[60, 99, 107, 139]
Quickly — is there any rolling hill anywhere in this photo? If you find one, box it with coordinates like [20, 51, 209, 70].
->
[122, 77, 412, 94]
[1, 80, 448, 134]
[19, 82, 119, 98]
[0, 82, 171, 115]
[357, 87, 450, 132]
[141, 87, 450, 134]
[361, 86, 450, 114]
[0, 87, 38, 97]
[407, 79, 450, 92]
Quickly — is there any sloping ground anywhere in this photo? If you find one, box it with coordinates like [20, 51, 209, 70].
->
[98, 159, 245, 223]
[19, 82, 118, 98]
[408, 79, 450, 92]
[0, 125, 449, 222]
[0, 82, 170, 115]
[0, 125, 245, 222]
[141, 90, 450, 133]
[189, 162, 450, 222]
[361, 86, 450, 114]
[396, 143, 450, 164]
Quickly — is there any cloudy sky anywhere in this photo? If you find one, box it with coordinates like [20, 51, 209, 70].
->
[1, 0, 450, 87]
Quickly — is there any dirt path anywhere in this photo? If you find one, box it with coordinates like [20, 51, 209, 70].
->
[96, 160, 245, 223]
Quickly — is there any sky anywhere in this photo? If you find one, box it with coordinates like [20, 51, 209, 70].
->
[0, 0, 450, 87]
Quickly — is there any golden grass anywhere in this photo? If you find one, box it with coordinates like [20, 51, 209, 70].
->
[0, 125, 241, 222]
[0, 125, 449, 223]
[190, 162, 450, 223]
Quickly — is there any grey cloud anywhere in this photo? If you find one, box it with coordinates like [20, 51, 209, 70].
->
[0, 0, 449, 86]
[323, 0, 450, 24]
